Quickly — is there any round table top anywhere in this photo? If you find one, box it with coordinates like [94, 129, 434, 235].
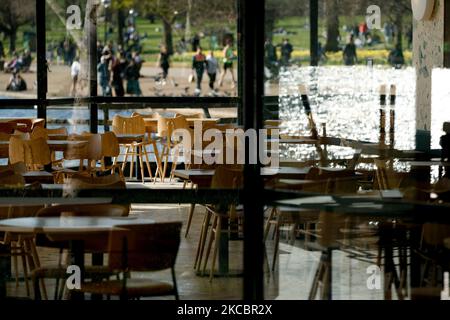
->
[0, 216, 154, 234]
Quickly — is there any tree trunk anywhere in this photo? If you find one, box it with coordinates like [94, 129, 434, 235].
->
[265, 8, 276, 41]
[9, 28, 17, 53]
[163, 19, 174, 55]
[324, 0, 340, 52]
[395, 10, 403, 50]
[185, 0, 192, 41]
[117, 9, 125, 47]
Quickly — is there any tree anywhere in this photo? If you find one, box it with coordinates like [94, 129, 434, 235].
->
[381, 0, 411, 50]
[324, 0, 340, 52]
[137, 0, 188, 55]
[111, 0, 135, 47]
[0, 0, 35, 53]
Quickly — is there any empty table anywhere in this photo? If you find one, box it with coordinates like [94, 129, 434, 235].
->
[0, 216, 154, 300]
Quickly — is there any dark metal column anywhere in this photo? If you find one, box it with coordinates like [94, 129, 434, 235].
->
[36, 0, 47, 121]
[310, 0, 319, 67]
[87, 0, 99, 133]
[237, 0, 244, 125]
[241, 0, 265, 300]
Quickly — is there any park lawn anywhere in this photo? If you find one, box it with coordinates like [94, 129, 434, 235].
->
[11, 14, 412, 66]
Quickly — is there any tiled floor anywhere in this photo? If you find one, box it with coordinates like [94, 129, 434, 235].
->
[5, 184, 391, 300]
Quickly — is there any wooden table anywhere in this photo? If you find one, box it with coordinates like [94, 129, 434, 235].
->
[0, 140, 88, 158]
[0, 216, 154, 300]
[174, 167, 312, 188]
[47, 134, 68, 141]
[144, 118, 220, 133]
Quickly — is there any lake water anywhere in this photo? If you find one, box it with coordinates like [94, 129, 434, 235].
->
[2, 65, 449, 162]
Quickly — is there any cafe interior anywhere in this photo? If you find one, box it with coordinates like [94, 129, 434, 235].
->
[1, 0, 450, 301]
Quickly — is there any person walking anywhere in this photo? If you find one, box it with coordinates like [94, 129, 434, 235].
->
[192, 47, 207, 96]
[206, 50, 219, 93]
[111, 52, 127, 97]
[157, 45, 170, 81]
[218, 39, 236, 88]
[343, 35, 358, 66]
[125, 58, 142, 96]
[97, 55, 112, 96]
[280, 38, 293, 66]
[156, 45, 177, 87]
[70, 56, 81, 96]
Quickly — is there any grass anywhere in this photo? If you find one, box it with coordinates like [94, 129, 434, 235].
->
[10, 14, 412, 66]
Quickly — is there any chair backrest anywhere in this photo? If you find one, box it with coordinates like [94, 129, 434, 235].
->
[0, 132, 11, 141]
[47, 127, 68, 136]
[0, 170, 25, 188]
[112, 115, 146, 135]
[101, 131, 120, 158]
[36, 204, 129, 252]
[0, 122, 16, 134]
[36, 204, 129, 218]
[421, 223, 450, 247]
[108, 222, 182, 272]
[30, 126, 48, 140]
[211, 165, 243, 189]
[8, 119, 33, 133]
[32, 126, 67, 140]
[68, 173, 123, 185]
[171, 115, 189, 131]
[9, 136, 51, 167]
[156, 114, 174, 138]
[0, 162, 27, 175]
[65, 132, 100, 161]
[65, 176, 126, 193]
[302, 167, 358, 195]
[31, 118, 46, 131]
[374, 159, 402, 190]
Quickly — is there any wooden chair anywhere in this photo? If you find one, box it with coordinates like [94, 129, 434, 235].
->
[112, 115, 155, 183]
[9, 136, 52, 171]
[77, 222, 182, 300]
[31, 127, 68, 140]
[265, 168, 360, 270]
[98, 131, 123, 178]
[8, 119, 33, 133]
[32, 203, 130, 300]
[374, 159, 404, 190]
[31, 127, 69, 166]
[196, 166, 243, 281]
[0, 173, 45, 298]
[31, 119, 46, 131]
[0, 122, 17, 134]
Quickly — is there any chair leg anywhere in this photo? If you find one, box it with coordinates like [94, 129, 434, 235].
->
[309, 255, 324, 300]
[151, 141, 163, 182]
[19, 245, 31, 297]
[142, 145, 153, 180]
[138, 146, 145, 183]
[161, 146, 170, 183]
[171, 268, 179, 300]
[27, 238, 48, 300]
[202, 215, 218, 275]
[272, 222, 281, 271]
[121, 145, 130, 173]
[185, 204, 196, 238]
[130, 146, 136, 179]
[33, 273, 42, 300]
[210, 217, 222, 282]
[170, 146, 180, 181]
[264, 208, 276, 242]
[195, 210, 211, 271]
[13, 253, 19, 288]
